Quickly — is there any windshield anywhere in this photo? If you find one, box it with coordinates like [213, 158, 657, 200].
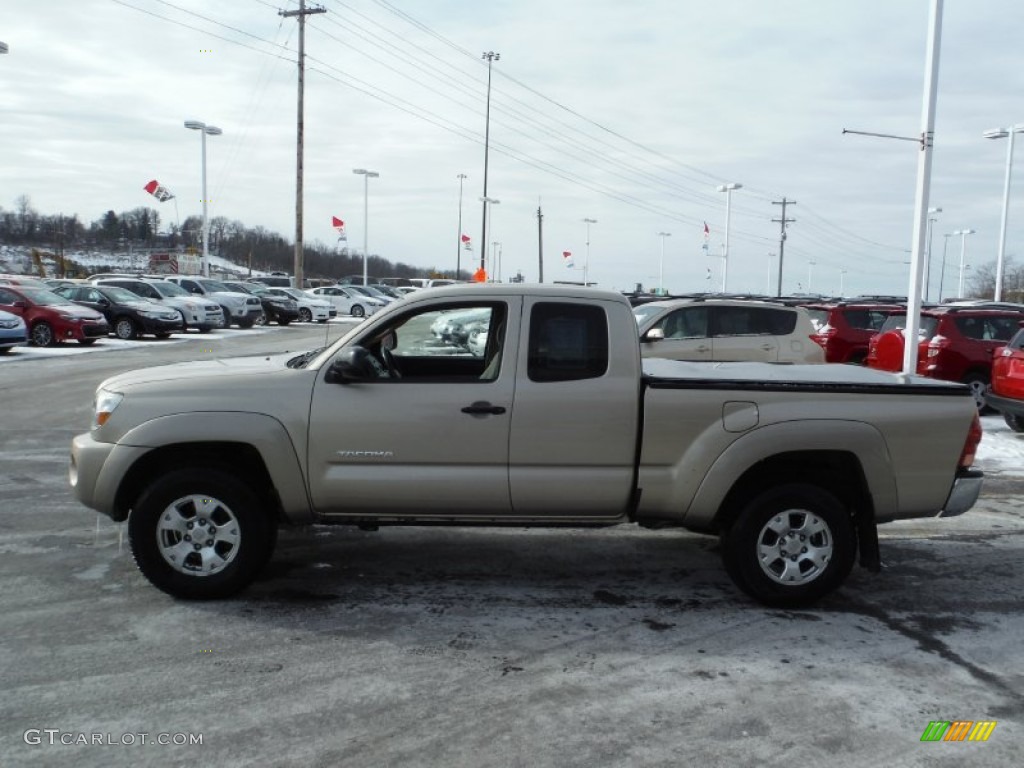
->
[101, 286, 150, 303]
[878, 314, 939, 337]
[16, 288, 76, 306]
[633, 304, 665, 326]
[223, 282, 254, 294]
[199, 279, 231, 293]
[150, 281, 189, 297]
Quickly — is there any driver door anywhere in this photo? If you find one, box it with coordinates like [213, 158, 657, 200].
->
[307, 298, 520, 517]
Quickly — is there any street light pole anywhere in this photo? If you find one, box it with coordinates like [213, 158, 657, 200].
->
[657, 232, 671, 294]
[583, 218, 597, 286]
[924, 206, 941, 301]
[716, 183, 742, 292]
[352, 168, 379, 286]
[938, 232, 952, 301]
[479, 51, 500, 272]
[456, 173, 467, 279]
[184, 120, 222, 278]
[952, 228, 976, 298]
[984, 124, 1024, 301]
[479, 197, 500, 278]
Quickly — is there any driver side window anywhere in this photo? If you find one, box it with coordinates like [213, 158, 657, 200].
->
[362, 302, 507, 382]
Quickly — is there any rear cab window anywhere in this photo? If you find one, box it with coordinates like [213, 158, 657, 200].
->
[528, 302, 608, 382]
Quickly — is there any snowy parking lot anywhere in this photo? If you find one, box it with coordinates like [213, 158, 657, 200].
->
[1, 328, 1022, 767]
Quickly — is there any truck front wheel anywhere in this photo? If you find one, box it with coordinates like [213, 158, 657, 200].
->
[128, 468, 276, 600]
[721, 484, 856, 607]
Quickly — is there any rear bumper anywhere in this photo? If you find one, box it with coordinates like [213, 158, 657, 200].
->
[985, 391, 1024, 418]
[938, 468, 984, 517]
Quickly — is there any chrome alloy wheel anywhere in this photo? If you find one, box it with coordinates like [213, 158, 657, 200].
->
[156, 494, 241, 576]
[756, 510, 833, 585]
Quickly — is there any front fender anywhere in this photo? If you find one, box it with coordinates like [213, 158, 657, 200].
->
[103, 412, 312, 523]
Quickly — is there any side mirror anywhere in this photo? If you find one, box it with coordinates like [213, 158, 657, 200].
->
[12, 300, 28, 309]
[325, 346, 377, 384]
[97, 298, 110, 307]
[643, 327, 665, 342]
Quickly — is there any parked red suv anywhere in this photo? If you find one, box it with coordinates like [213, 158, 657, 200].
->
[987, 322, 1024, 431]
[802, 299, 903, 363]
[866, 303, 1024, 409]
[0, 285, 110, 346]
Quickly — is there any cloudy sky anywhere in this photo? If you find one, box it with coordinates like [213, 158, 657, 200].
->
[3, 0, 1024, 295]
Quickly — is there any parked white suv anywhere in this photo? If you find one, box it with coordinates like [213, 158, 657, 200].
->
[634, 298, 824, 364]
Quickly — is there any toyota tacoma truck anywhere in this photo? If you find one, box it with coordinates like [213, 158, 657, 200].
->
[70, 285, 983, 606]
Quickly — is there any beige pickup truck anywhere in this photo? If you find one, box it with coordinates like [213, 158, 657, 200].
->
[70, 285, 983, 606]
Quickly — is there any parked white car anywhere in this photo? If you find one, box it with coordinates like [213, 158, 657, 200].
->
[263, 287, 331, 323]
[306, 286, 386, 318]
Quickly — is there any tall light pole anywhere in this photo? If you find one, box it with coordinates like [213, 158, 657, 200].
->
[583, 218, 597, 286]
[352, 168, 379, 286]
[924, 206, 941, 300]
[479, 197, 500, 278]
[455, 173, 467, 279]
[938, 232, 952, 301]
[983, 124, 1024, 301]
[479, 51, 500, 272]
[657, 232, 671, 294]
[716, 183, 742, 292]
[184, 120, 222, 278]
[952, 228, 976, 298]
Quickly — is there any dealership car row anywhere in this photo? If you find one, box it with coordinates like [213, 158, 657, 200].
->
[3, 273, 1024, 430]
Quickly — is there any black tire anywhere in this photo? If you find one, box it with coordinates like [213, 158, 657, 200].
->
[351, 304, 365, 318]
[316, 318, 327, 324]
[219, 307, 232, 329]
[77, 338, 97, 346]
[277, 318, 291, 326]
[721, 483, 856, 607]
[0, 347, 9, 355]
[237, 319, 254, 329]
[31, 321, 57, 347]
[1004, 412, 1024, 433]
[253, 312, 267, 327]
[299, 307, 313, 323]
[128, 468, 276, 600]
[963, 373, 991, 413]
[114, 317, 137, 340]
[198, 326, 212, 334]
[155, 332, 172, 339]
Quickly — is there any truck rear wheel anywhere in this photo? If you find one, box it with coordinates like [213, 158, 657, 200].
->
[128, 468, 276, 600]
[721, 483, 856, 607]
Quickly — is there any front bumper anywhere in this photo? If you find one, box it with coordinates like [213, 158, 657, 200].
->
[138, 315, 184, 334]
[985, 391, 1024, 418]
[938, 468, 984, 517]
[70, 432, 151, 520]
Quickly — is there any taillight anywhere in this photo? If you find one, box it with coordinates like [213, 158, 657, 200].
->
[959, 411, 983, 469]
[926, 335, 950, 358]
[810, 325, 835, 349]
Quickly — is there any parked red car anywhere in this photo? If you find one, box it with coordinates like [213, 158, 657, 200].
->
[987, 322, 1024, 431]
[802, 300, 903, 364]
[0, 285, 109, 347]
[866, 303, 1024, 409]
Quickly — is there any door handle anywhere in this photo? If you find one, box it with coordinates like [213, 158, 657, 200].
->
[461, 401, 507, 415]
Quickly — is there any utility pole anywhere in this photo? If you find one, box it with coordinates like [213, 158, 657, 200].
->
[280, 0, 326, 290]
[771, 198, 796, 296]
[537, 203, 544, 283]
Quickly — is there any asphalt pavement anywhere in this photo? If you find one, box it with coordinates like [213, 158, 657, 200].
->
[1, 325, 1021, 767]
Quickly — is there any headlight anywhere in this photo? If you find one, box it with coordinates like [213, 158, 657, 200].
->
[57, 312, 82, 321]
[93, 389, 124, 429]
[185, 302, 199, 311]
[139, 310, 165, 318]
